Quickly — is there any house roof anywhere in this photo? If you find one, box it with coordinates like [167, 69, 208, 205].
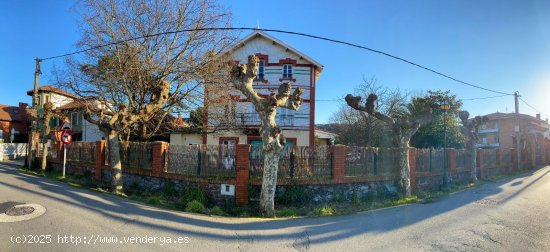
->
[56, 97, 96, 110]
[0, 104, 22, 122]
[225, 30, 324, 74]
[484, 112, 550, 131]
[315, 128, 338, 139]
[27, 85, 79, 99]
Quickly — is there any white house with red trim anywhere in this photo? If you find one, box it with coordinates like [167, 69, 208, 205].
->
[171, 31, 324, 148]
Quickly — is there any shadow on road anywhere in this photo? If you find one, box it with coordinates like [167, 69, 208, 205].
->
[0, 160, 547, 246]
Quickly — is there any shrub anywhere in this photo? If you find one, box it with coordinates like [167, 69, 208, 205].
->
[275, 185, 309, 205]
[145, 196, 161, 205]
[181, 186, 209, 205]
[313, 205, 336, 216]
[186, 200, 206, 213]
[351, 192, 361, 205]
[163, 180, 178, 198]
[277, 208, 298, 217]
[331, 192, 345, 203]
[210, 206, 225, 216]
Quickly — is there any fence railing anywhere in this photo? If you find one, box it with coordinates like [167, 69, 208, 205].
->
[66, 142, 96, 164]
[118, 142, 153, 170]
[51, 139, 546, 186]
[250, 145, 332, 178]
[167, 144, 235, 177]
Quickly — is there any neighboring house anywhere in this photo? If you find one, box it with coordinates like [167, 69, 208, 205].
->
[314, 128, 338, 146]
[55, 97, 106, 141]
[171, 31, 323, 149]
[477, 112, 550, 149]
[27, 85, 104, 142]
[26, 85, 78, 112]
[0, 102, 29, 143]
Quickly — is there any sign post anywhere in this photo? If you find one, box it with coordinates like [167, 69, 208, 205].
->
[60, 121, 72, 178]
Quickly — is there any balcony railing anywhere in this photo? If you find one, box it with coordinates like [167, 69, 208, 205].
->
[234, 113, 309, 127]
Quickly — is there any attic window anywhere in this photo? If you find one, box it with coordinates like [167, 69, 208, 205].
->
[283, 64, 292, 78]
[12, 108, 19, 114]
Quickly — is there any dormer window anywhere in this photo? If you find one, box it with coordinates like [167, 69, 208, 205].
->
[258, 60, 265, 80]
[283, 64, 292, 78]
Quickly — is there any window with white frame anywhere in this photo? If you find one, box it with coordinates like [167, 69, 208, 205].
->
[283, 64, 292, 78]
[71, 112, 79, 127]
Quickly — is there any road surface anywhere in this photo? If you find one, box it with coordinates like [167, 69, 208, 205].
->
[1, 160, 550, 251]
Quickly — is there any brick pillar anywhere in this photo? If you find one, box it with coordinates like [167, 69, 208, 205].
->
[477, 149, 484, 178]
[95, 140, 105, 180]
[51, 130, 64, 162]
[332, 145, 346, 183]
[408, 148, 417, 192]
[235, 144, 250, 206]
[151, 141, 168, 177]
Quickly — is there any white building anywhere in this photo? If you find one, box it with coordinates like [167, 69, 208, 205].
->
[172, 31, 324, 149]
[27, 85, 105, 142]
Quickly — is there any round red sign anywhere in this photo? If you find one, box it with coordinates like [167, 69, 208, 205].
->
[61, 131, 72, 144]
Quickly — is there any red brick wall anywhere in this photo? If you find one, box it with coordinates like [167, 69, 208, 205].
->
[235, 144, 250, 206]
[332, 145, 346, 183]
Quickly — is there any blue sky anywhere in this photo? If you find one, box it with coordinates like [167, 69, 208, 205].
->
[1, 0, 549, 123]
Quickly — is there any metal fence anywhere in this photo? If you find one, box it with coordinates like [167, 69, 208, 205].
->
[166, 144, 235, 177]
[250, 145, 332, 178]
[344, 146, 375, 176]
[455, 149, 468, 172]
[415, 148, 445, 173]
[66, 142, 96, 164]
[120, 142, 152, 170]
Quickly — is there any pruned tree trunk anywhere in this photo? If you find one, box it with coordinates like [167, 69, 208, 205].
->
[259, 147, 281, 216]
[108, 131, 123, 192]
[40, 101, 57, 174]
[346, 93, 431, 197]
[41, 142, 48, 174]
[470, 146, 477, 181]
[397, 143, 411, 197]
[229, 55, 303, 217]
[459, 111, 487, 182]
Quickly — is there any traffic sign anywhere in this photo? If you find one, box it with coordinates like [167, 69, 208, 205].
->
[60, 121, 71, 130]
[61, 131, 72, 145]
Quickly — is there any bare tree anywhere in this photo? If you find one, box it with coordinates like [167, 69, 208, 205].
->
[39, 102, 65, 174]
[229, 55, 303, 217]
[459, 111, 488, 181]
[56, 0, 233, 193]
[346, 93, 431, 197]
[330, 78, 409, 147]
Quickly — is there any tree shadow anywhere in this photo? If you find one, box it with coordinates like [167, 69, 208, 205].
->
[0, 161, 546, 246]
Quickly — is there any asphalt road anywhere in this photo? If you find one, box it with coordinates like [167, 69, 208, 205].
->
[1, 160, 550, 252]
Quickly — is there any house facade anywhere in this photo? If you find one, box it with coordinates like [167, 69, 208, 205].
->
[477, 112, 550, 149]
[199, 31, 323, 149]
[27, 85, 105, 142]
[0, 102, 29, 143]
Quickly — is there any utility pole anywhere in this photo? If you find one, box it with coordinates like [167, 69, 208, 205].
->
[440, 101, 450, 188]
[27, 58, 41, 168]
[514, 92, 520, 172]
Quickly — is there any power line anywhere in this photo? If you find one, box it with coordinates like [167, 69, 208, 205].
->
[460, 94, 511, 101]
[519, 97, 550, 118]
[41, 27, 513, 96]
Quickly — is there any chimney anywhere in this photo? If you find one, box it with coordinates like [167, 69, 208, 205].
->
[176, 114, 183, 126]
[536, 113, 541, 120]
